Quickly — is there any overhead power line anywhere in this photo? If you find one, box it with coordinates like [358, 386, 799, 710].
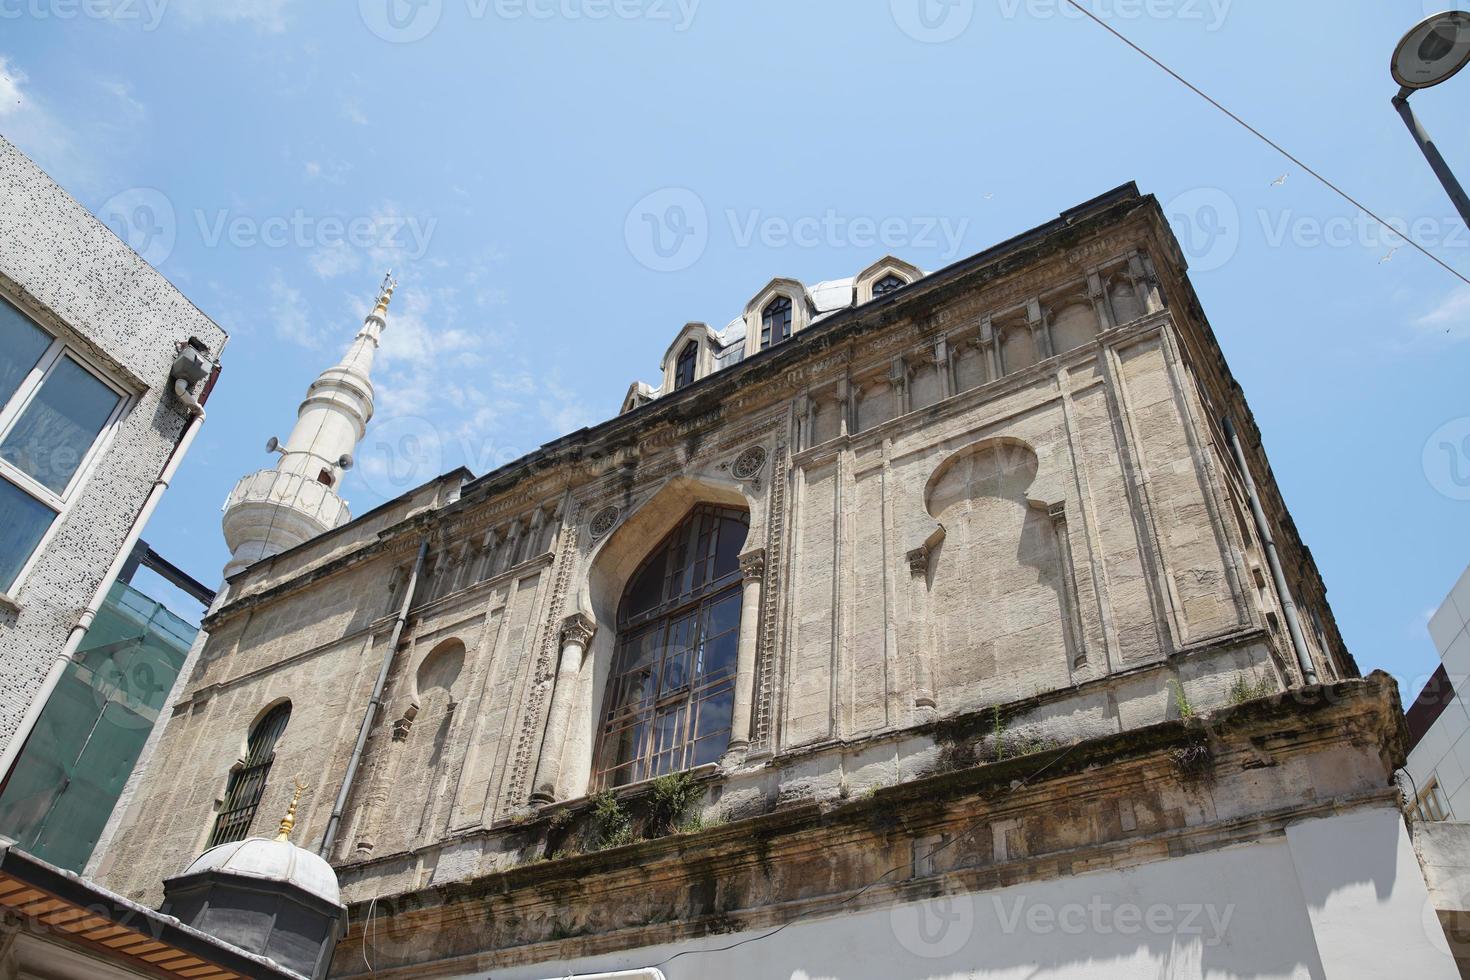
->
[1059, 0, 1470, 289]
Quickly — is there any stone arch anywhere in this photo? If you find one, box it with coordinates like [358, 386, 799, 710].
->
[855, 256, 924, 305]
[1049, 298, 1100, 355]
[921, 438, 1076, 713]
[556, 474, 756, 799]
[998, 318, 1038, 375]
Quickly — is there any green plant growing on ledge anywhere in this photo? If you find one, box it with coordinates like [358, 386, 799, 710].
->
[1169, 679, 1195, 720]
[648, 772, 700, 837]
[1227, 673, 1277, 706]
[590, 791, 633, 851]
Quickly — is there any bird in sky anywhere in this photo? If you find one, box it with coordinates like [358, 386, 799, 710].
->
[1380, 246, 1400, 264]
[1270, 173, 1289, 187]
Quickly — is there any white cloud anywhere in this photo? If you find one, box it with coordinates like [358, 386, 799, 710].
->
[1412, 286, 1470, 344]
[269, 272, 324, 349]
[343, 102, 369, 126]
[0, 56, 25, 116]
[168, 0, 298, 32]
[309, 242, 362, 280]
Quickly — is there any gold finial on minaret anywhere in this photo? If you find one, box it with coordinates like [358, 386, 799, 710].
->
[275, 780, 308, 842]
[371, 270, 397, 317]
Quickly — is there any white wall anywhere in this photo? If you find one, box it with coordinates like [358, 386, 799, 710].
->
[426, 806, 1452, 980]
[1409, 563, 1470, 818]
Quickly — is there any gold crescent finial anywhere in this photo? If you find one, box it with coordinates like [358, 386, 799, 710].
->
[371, 271, 397, 317]
[275, 780, 308, 842]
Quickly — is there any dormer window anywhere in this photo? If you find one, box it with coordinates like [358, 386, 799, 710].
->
[873, 274, 906, 297]
[674, 340, 697, 390]
[761, 297, 792, 350]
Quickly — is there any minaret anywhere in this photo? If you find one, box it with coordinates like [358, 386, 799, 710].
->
[221, 273, 395, 580]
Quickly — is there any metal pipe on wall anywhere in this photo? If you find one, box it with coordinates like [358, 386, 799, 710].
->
[319, 536, 429, 858]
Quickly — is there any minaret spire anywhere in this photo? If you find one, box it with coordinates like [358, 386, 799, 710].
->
[220, 274, 397, 582]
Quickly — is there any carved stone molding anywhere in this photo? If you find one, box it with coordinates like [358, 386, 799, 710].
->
[731, 445, 768, 481]
[589, 506, 620, 539]
[749, 439, 788, 754]
[906, 546, 931, 576]
[559, 613, 596, 648]
[739, 549, 766, 582]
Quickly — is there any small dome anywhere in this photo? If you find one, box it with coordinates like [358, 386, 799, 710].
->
[183, 837, 341, 907]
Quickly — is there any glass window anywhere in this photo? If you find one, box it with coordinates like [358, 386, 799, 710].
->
[674, 340, 697, 390]
[873, 274, 906, 297]
[209, 703, 291, 847]
[1, 356, 122, 494]
[761, 297, 792, 349]
[593, 505, 749, 789]
[0, 299, 51, 408]
[0, 479, 54, 593]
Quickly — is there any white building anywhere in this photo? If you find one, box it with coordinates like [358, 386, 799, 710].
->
[0, 137, 226, 769]
[1406, 564, 1470, 821]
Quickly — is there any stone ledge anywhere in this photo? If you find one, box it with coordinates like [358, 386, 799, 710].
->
[328, 674, 1404, 978]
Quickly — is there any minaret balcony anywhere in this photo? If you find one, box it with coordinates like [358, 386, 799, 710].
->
[222, 468, 352, 564]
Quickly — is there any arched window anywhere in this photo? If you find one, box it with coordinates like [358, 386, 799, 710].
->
[208, 702, 290, 847]
[761, 297, 793, 349]
[674, 340, 697, 390]
[593, 505, 749, 789]
[873, 273, 906, 297]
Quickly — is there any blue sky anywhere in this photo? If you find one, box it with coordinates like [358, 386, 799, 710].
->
[2, 0, 1467, 698]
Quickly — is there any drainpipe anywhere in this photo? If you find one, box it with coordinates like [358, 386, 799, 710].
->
[320, 536, 429, 858]
[1222, 416, 1317, 686]
[0, 379, 208, 785]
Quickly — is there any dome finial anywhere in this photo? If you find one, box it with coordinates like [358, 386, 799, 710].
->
[275, 779, 308, 842]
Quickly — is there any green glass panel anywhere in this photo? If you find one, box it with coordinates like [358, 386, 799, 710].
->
[0, 581, 193, 870]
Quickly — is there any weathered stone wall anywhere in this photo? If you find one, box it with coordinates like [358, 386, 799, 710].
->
[96, 187, 1353, 913]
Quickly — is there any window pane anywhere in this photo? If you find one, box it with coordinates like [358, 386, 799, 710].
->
[0, 300, 51, 410]
[1, 357, 121, 494]
[0, 478, 54, 592]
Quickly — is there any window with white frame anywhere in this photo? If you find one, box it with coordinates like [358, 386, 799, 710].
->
[0, 296, 128, 596]
[1416, 777, 1451, 822]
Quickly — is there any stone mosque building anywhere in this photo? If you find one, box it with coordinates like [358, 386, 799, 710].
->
[87, 184, 1453, 978]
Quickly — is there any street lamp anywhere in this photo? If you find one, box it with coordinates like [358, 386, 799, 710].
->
[1391, 11, 1470, 226]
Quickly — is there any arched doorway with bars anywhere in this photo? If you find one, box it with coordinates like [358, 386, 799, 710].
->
[592, 504, 749, 790]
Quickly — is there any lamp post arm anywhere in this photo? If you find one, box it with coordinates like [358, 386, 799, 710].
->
[1393, 89, 1470, 229]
